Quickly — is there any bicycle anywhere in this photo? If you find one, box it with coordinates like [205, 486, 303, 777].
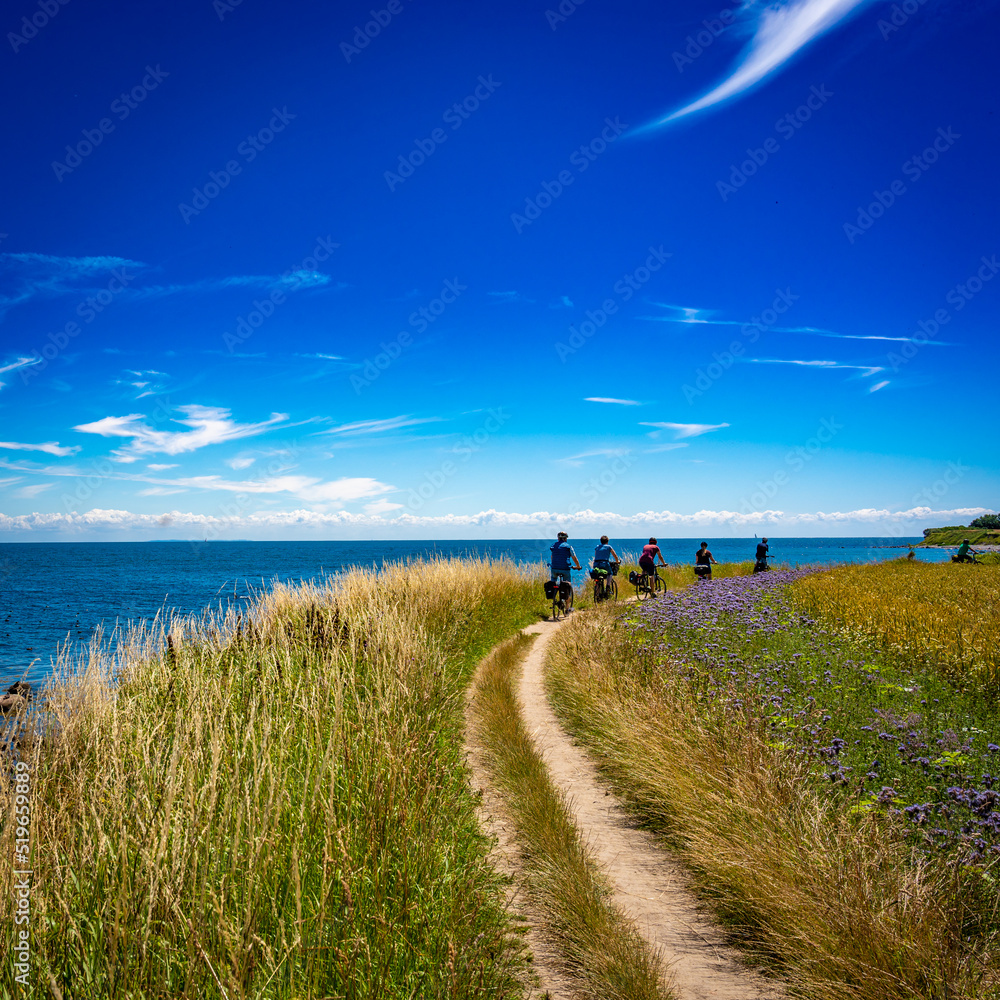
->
[591, 564, 619, 603]
[630, 569, 663, 600]
[544, 577, 573, 620]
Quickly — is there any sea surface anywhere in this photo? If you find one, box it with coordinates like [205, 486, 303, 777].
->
[0, 537, 950, 690]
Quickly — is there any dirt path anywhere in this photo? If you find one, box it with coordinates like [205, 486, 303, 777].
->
[468, 616, 787, 1000]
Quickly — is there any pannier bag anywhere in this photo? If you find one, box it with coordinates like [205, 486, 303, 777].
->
[628, 570, 639, 585]
[559, 581, 572, 599]
[543, 580, 556, 600]
[694, 565, 710, 577]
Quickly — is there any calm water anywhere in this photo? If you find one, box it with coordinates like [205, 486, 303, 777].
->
[0, 537, 948, 689]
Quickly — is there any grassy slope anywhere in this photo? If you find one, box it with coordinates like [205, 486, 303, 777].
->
[919, 526, 1000, 547]
[0, 558, 544, 1000]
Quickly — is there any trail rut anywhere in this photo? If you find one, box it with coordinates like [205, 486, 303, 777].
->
[467, 616, 788, 1000]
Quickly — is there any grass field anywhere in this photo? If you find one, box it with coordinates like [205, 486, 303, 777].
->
[919, 526, 1000, 547]
[0, 558, 543, 999]
[545, 562, 1000, 999]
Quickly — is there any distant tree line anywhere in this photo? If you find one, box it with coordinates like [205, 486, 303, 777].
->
[971, 513, 1000, 529]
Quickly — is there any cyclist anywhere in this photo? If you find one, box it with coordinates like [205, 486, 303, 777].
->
[639, 537, 667, 589]
[592, 535, 620, 596]
[753, 537, 769, 573]
[695, 541, 718, 582]
[550, 531, 582, 610]
[954, 539, 981, 564]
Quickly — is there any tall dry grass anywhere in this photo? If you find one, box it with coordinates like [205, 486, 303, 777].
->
[471, 633, 672, 1000]
[0, 557, 541, 999]
[790, 560, 1000, 686]
[545, 606, 997, 1000]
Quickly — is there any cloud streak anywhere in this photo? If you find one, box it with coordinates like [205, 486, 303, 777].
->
[639, 421, 730, 439]
[0, 440, 80, 457]
[650, 0, 873, 125]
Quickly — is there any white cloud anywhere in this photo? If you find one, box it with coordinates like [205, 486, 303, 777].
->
[869, 380, 890, 393]
[1, 504, 992, 539]
[747, 358, 884, 376]
[584, 397, 642, 406]
[365, 499, 405, 515]
[645, 443, 689, 453]
[74, 404, 289, 461]
[0, 357, 42, 375]
[15, 483, 53, 498]
[146, 463, 178, 470]
[639, 421, 730, 439]
[323, 415, 443, 436]
[557, 447, 631, 468]
[0, 440, 80, 457]
[652, 0, 873, 124]
[227, 456, 257, 470]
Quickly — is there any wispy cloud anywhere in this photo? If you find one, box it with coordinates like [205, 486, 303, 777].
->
[14, 483, 53, 498]
[125, 271, 342, 301]
[747, 358, 884, 376]
[644, 443, 689, 453]
[0, 252, 146, 317]
[640, 303, 950, 344]
[639, 421, 730, 439]
[0, 357, 43, 375]
[584, 397, 642, 406]
[0, 440, 80, 457]
[556, 447, 631, 468]
[74, 404, 289, 462]
[869, 379, 890, 393]
[648, 0, 873, 125]
[323, 415, 443, 436]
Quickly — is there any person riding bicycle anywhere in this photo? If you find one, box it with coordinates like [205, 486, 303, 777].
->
[591, 535, 620, 594]
[955, 539, 981, 564]
[639, 537, 667, 586]
[550, 531, 582, 610]
[753, 537, 769, 573]
[592, 535, 620, 575]
[695, 541, 718, 582]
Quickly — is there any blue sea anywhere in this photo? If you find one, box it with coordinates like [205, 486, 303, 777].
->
[0, 537, 949, 690]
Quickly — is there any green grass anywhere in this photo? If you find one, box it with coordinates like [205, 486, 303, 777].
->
[0, 557, 546, 999]
[471, 633, 672, 1000]
[919, 526, 1000, 547]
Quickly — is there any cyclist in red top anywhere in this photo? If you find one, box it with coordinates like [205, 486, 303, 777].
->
[638, 537, 667, 582]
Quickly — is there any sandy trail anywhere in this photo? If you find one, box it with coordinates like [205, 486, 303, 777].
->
[468, 615, 787, 1000]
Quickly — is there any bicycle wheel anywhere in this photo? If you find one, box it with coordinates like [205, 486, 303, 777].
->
[551, 595, 562, 621]
[654, 576, 664, 596]
[593, 579, 603, 603]
[636, 575, 650, 600]
[608, 578, 618, 601]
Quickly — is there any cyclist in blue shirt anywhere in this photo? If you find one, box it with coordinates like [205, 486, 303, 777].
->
[592, 535, 620, 573]
[550, 531, 582, 610]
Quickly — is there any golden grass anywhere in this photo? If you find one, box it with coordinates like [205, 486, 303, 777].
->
[0, 557, 542, 999]
[790, 560, 1000, 685]
[471, 632, 672, 1000]
[544, 605, 996, 1000]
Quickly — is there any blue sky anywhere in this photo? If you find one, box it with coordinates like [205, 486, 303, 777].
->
[1, 0, 997, 540]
